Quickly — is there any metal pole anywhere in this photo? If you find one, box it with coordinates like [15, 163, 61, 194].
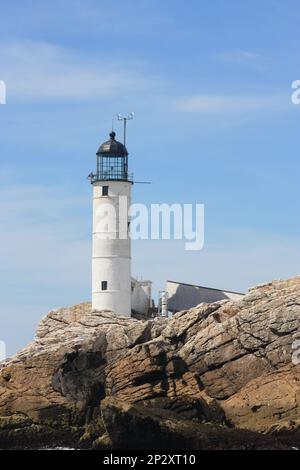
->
[124, 118, 127, 146]
[117, 113, 133, 146]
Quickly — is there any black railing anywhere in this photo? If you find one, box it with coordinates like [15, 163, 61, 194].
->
[90, 172, 133, 183]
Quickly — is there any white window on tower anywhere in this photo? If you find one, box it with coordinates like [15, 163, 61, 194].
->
[101, 281, 108, 291]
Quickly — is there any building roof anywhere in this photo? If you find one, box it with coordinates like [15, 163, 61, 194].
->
[166, 280, 244, 296]
[96, 131, 128, 156]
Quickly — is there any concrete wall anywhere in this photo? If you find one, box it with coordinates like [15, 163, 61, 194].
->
[92, 180, 132, 316]
[131, 278, 152, 315]
[166, 280, 244, 313]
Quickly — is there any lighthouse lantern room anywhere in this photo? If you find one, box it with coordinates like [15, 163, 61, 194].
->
[95, 131, 129, 181]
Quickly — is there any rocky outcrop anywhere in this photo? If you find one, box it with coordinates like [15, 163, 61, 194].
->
[0, 277, 300, 449]
[100, 398, 291, 450]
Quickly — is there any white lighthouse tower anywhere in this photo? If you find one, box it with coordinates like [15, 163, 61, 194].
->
[90, 130, 132, 316]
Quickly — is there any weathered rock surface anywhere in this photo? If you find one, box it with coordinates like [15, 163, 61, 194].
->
[100, 398, 291, 450]
[0, 277, 300, 449]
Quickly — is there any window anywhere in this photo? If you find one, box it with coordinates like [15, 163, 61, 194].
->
[98, 155, 128, 180]
[101, 281, 108, 291]
[102, 186, 109, 196]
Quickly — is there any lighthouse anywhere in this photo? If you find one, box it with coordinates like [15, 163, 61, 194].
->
[90, 131, 132, 316]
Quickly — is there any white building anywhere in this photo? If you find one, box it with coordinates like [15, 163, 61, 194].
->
[90, 131, 152, 317]
[166, 280, 244, 314]
[90, 131, 132, 316]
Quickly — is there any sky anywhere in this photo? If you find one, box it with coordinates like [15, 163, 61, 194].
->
[0, 0, 299, 355]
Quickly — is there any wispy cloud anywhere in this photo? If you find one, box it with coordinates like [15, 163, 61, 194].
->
[0, 40, 153, 102]
[0, 182, 91, 354]
[175, 93, 286, 114]
[0, 183, 90, 284]
[217, 49, 266, 67]
[133, 230, 300, 296]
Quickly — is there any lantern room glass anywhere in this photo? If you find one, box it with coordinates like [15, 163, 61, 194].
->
[97, 155, 128, 181]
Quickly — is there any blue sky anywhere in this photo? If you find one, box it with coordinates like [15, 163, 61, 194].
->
[0, 0, 299, 355]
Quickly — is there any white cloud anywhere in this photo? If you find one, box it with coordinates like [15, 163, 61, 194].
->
[0, 40, 151, 102]
[0, 182, 92, 354]
[218, 49, 265, 65]
[0, 40, 285, 116]
[0, 183, 91, 285]
[133, 230, 300, 297]
[175, 93, 285, 114]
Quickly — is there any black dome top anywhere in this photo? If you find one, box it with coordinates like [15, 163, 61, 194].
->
[96, 131, 128, 156]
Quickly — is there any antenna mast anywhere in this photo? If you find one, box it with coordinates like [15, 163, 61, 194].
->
[117, 112, 134, 146]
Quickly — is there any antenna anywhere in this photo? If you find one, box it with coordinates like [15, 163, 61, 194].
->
[133, 181, 151, 184]
[117, 112, 134, 146]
